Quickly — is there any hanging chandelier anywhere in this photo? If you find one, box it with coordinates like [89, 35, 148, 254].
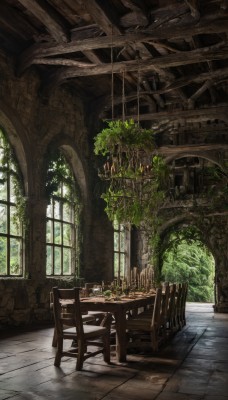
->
[94, 44, 168, 226]
[94, 119, 168, 226]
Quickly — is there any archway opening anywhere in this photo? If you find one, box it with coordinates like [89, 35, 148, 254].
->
[160, 225, 215, 303]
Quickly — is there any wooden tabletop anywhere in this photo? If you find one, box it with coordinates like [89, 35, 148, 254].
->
[80, 294, 155, 362]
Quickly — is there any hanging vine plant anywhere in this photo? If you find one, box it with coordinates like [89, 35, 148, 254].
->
[0, 129, 27, 230]
[94, 119, 169, 227]
[45, 147, 79, 206]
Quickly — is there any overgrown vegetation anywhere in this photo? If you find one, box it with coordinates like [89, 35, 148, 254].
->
[0, 128, 25, 275]
[161, 227, 214, 302]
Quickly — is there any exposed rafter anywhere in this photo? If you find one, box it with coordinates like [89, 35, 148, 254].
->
[37, 46, 228, 86]
[18, 18, 228, 73]
[117, 106, 228, 123]
[17, 0, 70, 43]
[0, 0, 228, 158]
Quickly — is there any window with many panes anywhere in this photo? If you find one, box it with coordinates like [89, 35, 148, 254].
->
[46, 150, 78, 276]
[113, 220, 126, 282]
[0, 129, 24, 276]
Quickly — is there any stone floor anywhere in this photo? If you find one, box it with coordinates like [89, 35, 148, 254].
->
[0, 302, 228, 400]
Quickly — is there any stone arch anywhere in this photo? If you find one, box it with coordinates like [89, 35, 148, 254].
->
[0, 100, 30, 196]
[41, 134, 89, 207]
[159, 213, 214, 257]
[158, 213, 216, 303]
[61, 143, 89, 206]
[164, 151, 224, 170]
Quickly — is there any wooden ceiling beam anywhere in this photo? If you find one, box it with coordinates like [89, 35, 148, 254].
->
[158, 143, 228, 156]
[0, 2, 36, 40]
[83, 0, 156, 106]
[16, 0, 70, 43]
[120, 106, 228, 123]
[84, 0, 121, 35]
[158, 67, 228, 93]
[36, 46, 228, 78]
[187, 80, 213, 108]
[18, 18, 228, 65]
[184, 0, 200, 19]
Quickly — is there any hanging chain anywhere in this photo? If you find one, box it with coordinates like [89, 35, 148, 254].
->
[111, 26, 114, 121]
[122, 69, 125, 122]
[137, 58, 140, 126]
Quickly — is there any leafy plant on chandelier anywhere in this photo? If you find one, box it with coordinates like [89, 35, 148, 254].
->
[94, 119, 169, 228]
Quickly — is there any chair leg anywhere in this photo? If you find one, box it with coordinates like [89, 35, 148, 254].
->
[54, 338, 63, 367]
[52, 327, 57, 347]
[76, 339, 85, 371]
[150, 329, 158, 352]
[103, 333, 110, 363]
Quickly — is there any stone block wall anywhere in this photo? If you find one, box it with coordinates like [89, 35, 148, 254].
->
[0, 53, 113, 328]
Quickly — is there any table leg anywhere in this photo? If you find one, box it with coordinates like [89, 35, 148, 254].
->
[114, 309, 127, 362]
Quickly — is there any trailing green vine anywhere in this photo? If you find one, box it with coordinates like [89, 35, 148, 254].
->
[45, 147, 78, 203]
[0, 128, 27, 231]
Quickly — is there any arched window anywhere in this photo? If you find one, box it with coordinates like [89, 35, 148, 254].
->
[0, 128, 25, 276]
[46, 149, 79, 276]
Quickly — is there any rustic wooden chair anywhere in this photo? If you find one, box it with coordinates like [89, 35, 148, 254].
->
[52, 287, 111, 370]
[175, 283, 184, 330]
[166, 283, 177, 336]
[160, 283, 171, 340]
[126, 287, 163, 352]
[180, 282, 188, 327]
[50, 291, 96, 347]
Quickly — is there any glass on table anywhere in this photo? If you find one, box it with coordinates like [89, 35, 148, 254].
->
[92, 285, 103, 296]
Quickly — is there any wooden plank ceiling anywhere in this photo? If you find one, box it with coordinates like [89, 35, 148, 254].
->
[0, 0, 228, 160]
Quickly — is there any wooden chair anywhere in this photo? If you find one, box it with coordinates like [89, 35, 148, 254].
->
[50, 291, 96, 347]
[175, 283, 183, 330]
[52, 287, 111, 370]
[166, 283, 177, 336]
[160, 283, 171, 341]
[180, 282, 188, 327]
[126, 287, 163, 352]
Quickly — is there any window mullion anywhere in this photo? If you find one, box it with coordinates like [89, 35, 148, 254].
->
[7, 170, 10, 275]
[52, 200, 55, 275]
[60, 199, 63, 275]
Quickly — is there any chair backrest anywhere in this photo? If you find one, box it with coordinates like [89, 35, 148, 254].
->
[180, 282, 188, 323]
[151, 287, 162, 330]
[167, 283, 177, 321]
[161, 283, 170, 320]
[176, 283, 183, 309]
[52, 287, 84, 338]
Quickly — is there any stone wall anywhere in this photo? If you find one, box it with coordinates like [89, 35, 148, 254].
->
[0, 53, 113, 328]
[1, 52, 228, 329]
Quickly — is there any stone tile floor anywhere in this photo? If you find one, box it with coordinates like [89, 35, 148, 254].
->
[0, 302, 228, 399]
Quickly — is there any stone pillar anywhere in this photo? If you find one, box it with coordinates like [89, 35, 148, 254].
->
[200, 216, 228, 312]
[26, 197, 47, 282]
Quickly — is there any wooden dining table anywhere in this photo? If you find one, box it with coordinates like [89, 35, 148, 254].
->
[80, 294, 155, 362]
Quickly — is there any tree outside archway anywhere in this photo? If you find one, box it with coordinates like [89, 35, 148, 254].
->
[160, 225, 215, 302]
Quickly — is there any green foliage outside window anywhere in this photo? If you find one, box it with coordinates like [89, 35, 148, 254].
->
[45, 148, 80, 276]
[0, 128, 25, 276]
[161, 227, 214, 302]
